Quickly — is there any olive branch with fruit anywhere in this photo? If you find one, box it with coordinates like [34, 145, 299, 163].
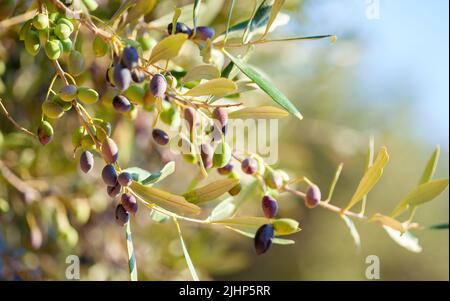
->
[0, 0, 448, 281]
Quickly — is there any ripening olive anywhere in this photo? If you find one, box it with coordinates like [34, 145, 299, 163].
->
[264, 169, 283, 190]
[102, 164, 117, 186]
[213, 141, 231, 168]
[72, 126, 85, 148]
[152, 129, 169, 145]
[42, 99, 64, 119]
[213, 107, 228, 135]
[113, 64, 132, 91]
[68, 50, 85, 76]
[167, 22, 192, 36]
[254, 224, 274, 255]
[77, 87, 99, 104]
[93, 36, 109, 57]
[59, 84, 77, 102]
[80, 150, 94, 173]
[228, 182, 242, 196]
[121, 46, 139, 70]
[118, 172, 133, 187]
[217, 162, 233, 175]
[150, 74, 167, 98]
[121, 193, 138, 214]
[241, 158, 258, 175]
[37, 120, 54, 145]
[55, 23, 72, 40]
[200, 143, 213, 169]
[143, 89, 156, 111]
[131, 69, 145, 83]
[262, 195, 278, 218]
[194, 26, 215, 41]
[115, 204, 129, 226]
[305, 184, 321, 208]
[107, 182, 121, 198]
[24, 30, 40, 56]
[33, 13, 49, 30]
[101, 137, 119, 164]
[112, 95, 131, 113]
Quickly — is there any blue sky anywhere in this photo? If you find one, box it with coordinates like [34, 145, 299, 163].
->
[297, 0, 449, 147]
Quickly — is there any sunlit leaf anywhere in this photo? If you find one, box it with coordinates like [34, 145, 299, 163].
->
[371, 213, 404, 233]
[131, 182, 201, 215]
[262, 0, 285, 37]
[383, 226, 422, 253]
[343, 147, 389, 212]
[182, 64, 221, 83]
[228, 106, 289, 119]
[212, 216, 300, 236]
[125, 222, 138, 281]
[173, 218, 199, 281]
[341, 216, 361, 251]
[184, 78, 237, 97]
[223, 0, 272, 37]
[391, 178, 449, 217]
[326, 163, 343, 202]
[272, 218, 301, 235]
[227, 227, 295, 245]
[171, 7, 182, 35]
[148, 34, 188, 64]
[184, 178, 239, 203]
[418, 145, 440, 185]
[122, 161, 175, 185]
[224, 50, 303, 119]
[193, 0, 201, 32]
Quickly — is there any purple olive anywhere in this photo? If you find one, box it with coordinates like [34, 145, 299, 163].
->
[80, 150, 94, 173]
[115, 204, 129, 226]
[254, 224, 274, 255]
[200, 143, 213, 169]
[121, 193, 138, 214]
[167, 22, 192, 36]
[152, 128, 169, 145]
[241, 158, 257, 175]
[305, 185, 321, 208]
[118, 172, 133, 187]
[150, 74, 167, 98]
[195, 26, 215, 41]
[131, 68, 145, 83]
[217, 163, 234, 175]
[107, 182, 121, 198]
[212, 107, 228, 135]
[184, 107, 196, 131]
[102, 164, 117, 186]
[113, 64, 132, 91]
[101, 137, 119, 164]
[262, 195, 278, 218]
[121, 46, 139, 70]
[112, 94, 132, 113]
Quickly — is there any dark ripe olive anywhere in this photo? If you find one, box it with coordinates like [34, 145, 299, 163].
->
[241, 158, 257, 175]
[217, 163, 233, 175]
[118, 172, 133, 187]
[101, 137, 119, 164]
[112, 94, 132, 113]
[152, 128, 169, 145]
[167, 22, 192, 36]
[264, 169, 283, 190]
[254, 224, 274, 255]
[121, 46, 139, 70]
[200, 143, 213, 169]
[113, 64, 132, 91]
[194, 26, 215, 41]
[131, 68, 145, 83]
[79, 150, 94, 173]
[37, 120, 54, 145]
[262, 195, 278, 218]
[305, 184, 321, 208]
[228, 183, 241, 196]
[107, 182, 121, 198]
[115, 204, 129, 226]
[121, 193, 138, 214]
[183, 107, 196, 131]
[212, 107, 228, 135]
[102, 164, 118, 186]
[150, 74, 167, 98]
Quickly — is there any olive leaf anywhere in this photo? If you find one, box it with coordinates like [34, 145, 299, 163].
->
[224, 50, 303, 119]
[184, 78, 237, 97]
[371, 213, 404, 233]
[148, 33, 188, 64]
[149, 209, 169, 223]
[343, 147, 389, 212]
[193, 0, 201, 32]
[228, 106, 289, 119]
[184, 178, 239, 204]
[227, 227, 295, 245]
[173, 218, 199, 281]
[325, 163, 344, 202]
[171, 7, 182, 35]
[418, 145, 440, 185]
[212, 217, 300, 236]
[122, 161, 175, 185]
[182, 64, 221, 83]
[383, 226, 422, 253]
[341, 216, 361, 251]
[390, 178, 449, 218]
[125, 222, 138, 281]
[427, 223, 449, 230]
[130, 182, 201, 215]
[262, 0, 285, 38]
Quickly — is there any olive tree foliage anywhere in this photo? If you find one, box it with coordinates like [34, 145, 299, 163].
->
[0, 0, 448, 280]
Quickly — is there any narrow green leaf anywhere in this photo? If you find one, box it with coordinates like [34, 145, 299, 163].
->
[391, 178, 449, 217]
[343, 147, 389, 212]
[262, 0, 285, 37]
[173, 218, 199, 281]
[184, 78, 237, 97]
[427, 223, 449, 230]
[184, 178, 239, 204]
[224, 0, 272, 36]
[342, 216, 361, 251]
[227, 227, 295, 245]
[228, 106, 289, 119]
[221, 61, 235, 78]
[361, 136, 375, 213]
[149, 209, 169, 223]
[419, 145, 440, 185]
[171, 7, 182, 35]
[122, 161, 175, 185]
[125, 222, 138, 281]
[224, 0, 236, 43]
[325, 163, 343, 202]
[261, 35, 337, 43]
[383, 226, 422, 253]
[224, 50, 303, 119]
[193, 0, 201, 33]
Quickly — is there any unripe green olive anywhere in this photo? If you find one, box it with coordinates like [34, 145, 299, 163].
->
[137, 35, 156, 51]
[272, 218, 299, 235]
[72, 126, 86, 148]
[82, 0, 99, 11]
[94, 120, 111, 142]
[42, 99, 64, 119]
[19, 20, 32, 41]
[77, 87, 99, 104]
[59, 84, 78, 102]
[61, 38, 73, 53]
[33, 13, 49, 30]
[57, 18, 74, 32]
[124, 85, 145, 105]
[38, 28, 49, 45]
[45, 39, 62, 60]
[54, 23, 72, 40]
[52, 95, 72, 111]
[68, 50, 85, 76]
[80, 134, 95, 150]
[213, 141, 231, 168]
[93, 36, 109, 57]
[264, 169, 283, 190]
[49, 12, 60, 23]
[24, 30, 40, 56]
[37, 120, 54, 145]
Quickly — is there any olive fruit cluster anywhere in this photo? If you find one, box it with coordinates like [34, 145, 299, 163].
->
[168, 22, 215, 41]
[107, 46, 142, 92]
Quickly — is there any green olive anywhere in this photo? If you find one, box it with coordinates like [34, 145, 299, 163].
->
[33, 13, 49, 30]
[57, 18, 74, 32]
[24, 30, 40, 56]
[45, 39, 62, 60]
[52, 95, 72, 111]
[19, 20, 32, 41]
[77, 87, 99, 104]
[54, 23, 72, 40]
[42, 99, 64, 119]
[72, 126, 86, 148]
[61, 38, 73, 53]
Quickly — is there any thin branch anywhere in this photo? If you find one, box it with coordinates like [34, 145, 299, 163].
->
[0, 160, 41, 201]
[0, 98, 37, 137]
[0, 10, 37, 30]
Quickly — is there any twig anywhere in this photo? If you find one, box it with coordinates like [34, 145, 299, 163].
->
[0, 98, 37, 137]
[0, 160, 41, 201]
[0, 10, 37, 30]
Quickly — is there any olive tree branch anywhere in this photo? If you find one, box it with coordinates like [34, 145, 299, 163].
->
[0, 98, 37, 137]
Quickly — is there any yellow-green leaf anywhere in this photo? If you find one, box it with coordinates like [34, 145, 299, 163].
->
[130, 182, 201, 215]
[171, 7, 182, 34]
[341, 216, 361, 251]
[184, 78, 237, 97]
[371, 213, 404, 233]
[173, 218, 199, 281]
[148, 33, 188, 64]
[272, 218, 301, 235]
[227, 227, 295, 245]
[262, 0, 285, 37]
[211, 216, 269, 233]
[391, 178, 449, 217]
[182, 64, 221, 83]
[184, 178, 239, 204]
[228, 106, 289, 119]
[383, 226, 422, 253]
[343, 147, 389, 212]
[418, 145, 440, 185]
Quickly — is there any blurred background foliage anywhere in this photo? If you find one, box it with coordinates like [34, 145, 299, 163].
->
[0, 0, 448, 280]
